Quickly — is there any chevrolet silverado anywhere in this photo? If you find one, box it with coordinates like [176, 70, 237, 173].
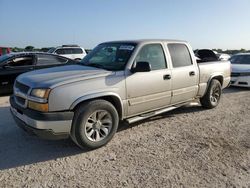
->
[10, 40, 231, 149]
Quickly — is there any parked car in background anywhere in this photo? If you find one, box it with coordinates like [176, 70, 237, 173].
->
[216, 53, 231, 61]
[10, 39, 231, 149]
[85, 49, 92, 54]
[48, 45, 87, 61]
[194, 49, 219, 63]
[0, 52, 77, 95]
[0, 47, 11, 56]
[230, 53, 250, 87]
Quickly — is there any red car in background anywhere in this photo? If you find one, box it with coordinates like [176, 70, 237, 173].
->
[0, 47, 11, 56]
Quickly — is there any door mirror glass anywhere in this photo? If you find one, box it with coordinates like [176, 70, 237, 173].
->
[132, 61, 151, 73]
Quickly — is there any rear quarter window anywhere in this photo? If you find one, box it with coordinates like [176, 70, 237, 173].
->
[168, 43, 193, 68]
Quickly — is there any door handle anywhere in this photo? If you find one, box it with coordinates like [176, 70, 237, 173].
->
[163, 74, 171, 80]
[189, 71, 195, 76]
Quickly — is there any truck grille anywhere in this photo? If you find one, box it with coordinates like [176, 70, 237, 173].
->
[14, 81, 30, 108]
[15, 96, 26, 106]
[15, 81, 30, 94]
[231, 72, 250, 77]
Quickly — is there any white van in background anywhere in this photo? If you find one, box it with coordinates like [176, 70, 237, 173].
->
[48, 45, 87, 61]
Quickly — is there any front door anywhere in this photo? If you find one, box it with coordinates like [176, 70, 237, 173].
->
[0, 55, 35, 94]
[126, 43, 172, 116]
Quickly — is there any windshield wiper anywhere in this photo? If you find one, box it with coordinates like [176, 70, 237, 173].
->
[81, 62, 111, 70]
[79, 62, 115, 71]
[87, 63, 105, 69]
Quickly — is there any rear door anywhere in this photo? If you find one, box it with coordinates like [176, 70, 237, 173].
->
[126, 43, 172, 116]
[72, 48, 84, 60]
[0, 55, 35, 94]
[55, 48, 71, 59]
[55, 48, 73, 59]
[167, 43, 199, 104]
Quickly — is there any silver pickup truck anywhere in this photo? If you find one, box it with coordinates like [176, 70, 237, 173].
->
[10, 39, 231, 149]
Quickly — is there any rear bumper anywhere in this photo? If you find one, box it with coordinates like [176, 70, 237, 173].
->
[231, 76, 250, 88]
[10, 96, 74, 140]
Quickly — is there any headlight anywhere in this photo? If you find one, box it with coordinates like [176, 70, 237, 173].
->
[28, 88, 51, 112]
[30, 88, 51, 99]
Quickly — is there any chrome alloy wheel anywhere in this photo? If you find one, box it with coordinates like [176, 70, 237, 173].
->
[84, 110, 113, 142]
[210, 85, 221, 104]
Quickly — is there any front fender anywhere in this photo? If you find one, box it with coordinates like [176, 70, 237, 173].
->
[69, 92, 124, 118]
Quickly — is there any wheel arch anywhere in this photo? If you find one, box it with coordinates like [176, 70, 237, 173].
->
[205, 74, 224, 92]
[70, 92, 124, 120]
[210, 75, 223, 86]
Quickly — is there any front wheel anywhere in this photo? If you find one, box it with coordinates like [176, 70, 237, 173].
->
[71, 100, 119, 149]
[200, 79, 222, 109]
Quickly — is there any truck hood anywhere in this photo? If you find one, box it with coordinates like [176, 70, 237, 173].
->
[231, 64, 250, 73]
[17, 65, 113, 88]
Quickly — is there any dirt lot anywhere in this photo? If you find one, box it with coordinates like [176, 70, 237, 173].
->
[0, 87, 250, 187]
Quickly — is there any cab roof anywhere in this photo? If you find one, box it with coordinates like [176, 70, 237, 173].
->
[102, 39, 187, 45]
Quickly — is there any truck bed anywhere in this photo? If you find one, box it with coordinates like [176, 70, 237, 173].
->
[197, 60, 231, 97]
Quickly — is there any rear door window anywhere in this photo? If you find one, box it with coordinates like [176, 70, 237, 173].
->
[55, 49, 65, 55]
[72, 48, 83, 54]
[63, 48, 73, 54]
[36, 54, 68, 65]
[168, 44, 193, 68]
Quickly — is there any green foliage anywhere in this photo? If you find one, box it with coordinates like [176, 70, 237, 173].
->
[11, 47, 24, 52]
[40, 47, 52, 52]
[25, 46, 35, 51]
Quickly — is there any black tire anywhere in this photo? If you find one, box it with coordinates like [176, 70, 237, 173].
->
[200, 79, 222, 109]
[70, 100, 119, 149]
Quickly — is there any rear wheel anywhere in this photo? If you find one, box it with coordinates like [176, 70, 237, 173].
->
[200, 79, 222, 109]
[71, 100, 119, 149]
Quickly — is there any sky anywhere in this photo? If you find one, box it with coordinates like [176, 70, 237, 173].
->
[0, 0, 250, 50]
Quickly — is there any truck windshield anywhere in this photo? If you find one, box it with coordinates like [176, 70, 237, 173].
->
[230, 55, 250, 65]
[80, 43, 136, 71]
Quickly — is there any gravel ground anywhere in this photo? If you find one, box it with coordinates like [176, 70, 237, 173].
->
[0, 87, 250, 187]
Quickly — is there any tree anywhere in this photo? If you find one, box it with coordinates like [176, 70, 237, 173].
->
[25, 46, 35, 51]
[240, 48, 246, 53]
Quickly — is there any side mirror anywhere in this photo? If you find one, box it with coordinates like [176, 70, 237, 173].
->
[131, 61, 151, 73]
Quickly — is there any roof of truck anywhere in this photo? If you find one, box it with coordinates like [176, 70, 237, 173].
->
[102, 39, 187, 44]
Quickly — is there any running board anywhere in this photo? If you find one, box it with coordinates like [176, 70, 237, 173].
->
[126, 106, 178, 124]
